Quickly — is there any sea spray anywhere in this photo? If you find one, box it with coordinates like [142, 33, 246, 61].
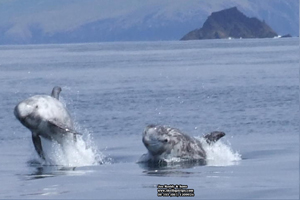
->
[39, 132, 104, 167]
[197, 137, 241, 166]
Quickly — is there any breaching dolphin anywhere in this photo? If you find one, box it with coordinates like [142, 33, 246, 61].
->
[14, 86, 80, 160]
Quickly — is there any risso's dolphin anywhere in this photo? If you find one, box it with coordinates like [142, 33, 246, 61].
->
[141, 124, 225, 163]
[14, 86, 80, 160]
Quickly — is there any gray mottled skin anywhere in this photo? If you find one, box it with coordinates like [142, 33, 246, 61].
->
[142, 124, 225, 162]
[14, 86, 78, 160]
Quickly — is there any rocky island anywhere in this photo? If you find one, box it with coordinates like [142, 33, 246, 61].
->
[181, 7, 278, 40]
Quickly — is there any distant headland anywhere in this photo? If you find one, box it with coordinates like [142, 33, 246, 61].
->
[181, 7, 279, 40]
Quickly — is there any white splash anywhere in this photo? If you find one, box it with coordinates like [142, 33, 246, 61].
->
[197, 137, 241, 166]
[38, 131, 104, 167]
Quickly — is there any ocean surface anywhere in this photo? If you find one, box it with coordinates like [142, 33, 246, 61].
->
[0, 38, 298, 199]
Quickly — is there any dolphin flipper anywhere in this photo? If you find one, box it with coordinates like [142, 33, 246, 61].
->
[204, 131, 225, 144]
[32, 134, 45, 160]
[47, 120, 82, 142]
[51, 86, 62, 100]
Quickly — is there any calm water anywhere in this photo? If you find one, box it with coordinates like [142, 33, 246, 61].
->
[0, 38, 299, 199]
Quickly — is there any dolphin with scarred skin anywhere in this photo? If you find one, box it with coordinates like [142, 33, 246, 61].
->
[141, 124, 225, 163]
[14, 86, 80, 160]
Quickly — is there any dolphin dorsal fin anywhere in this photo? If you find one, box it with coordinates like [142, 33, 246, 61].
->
[204, 131, 225, 144]
[51, 86, 62, 100]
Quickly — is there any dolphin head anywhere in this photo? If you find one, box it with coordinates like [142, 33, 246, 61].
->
[142, 125, 174, 156]
[14, 96, 47, 130]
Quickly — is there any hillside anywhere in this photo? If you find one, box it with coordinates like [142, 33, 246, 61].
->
[181, 7, 278, 40]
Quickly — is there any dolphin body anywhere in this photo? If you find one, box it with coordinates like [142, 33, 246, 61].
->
[141, 124, 225, 163]
[14, 86, 80, 160]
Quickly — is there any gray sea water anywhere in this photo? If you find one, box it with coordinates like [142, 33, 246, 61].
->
[0, 38, 299, 199]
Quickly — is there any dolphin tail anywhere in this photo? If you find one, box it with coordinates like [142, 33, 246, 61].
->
[204, 131, 225, 144]
[32, 134, 45, 160]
